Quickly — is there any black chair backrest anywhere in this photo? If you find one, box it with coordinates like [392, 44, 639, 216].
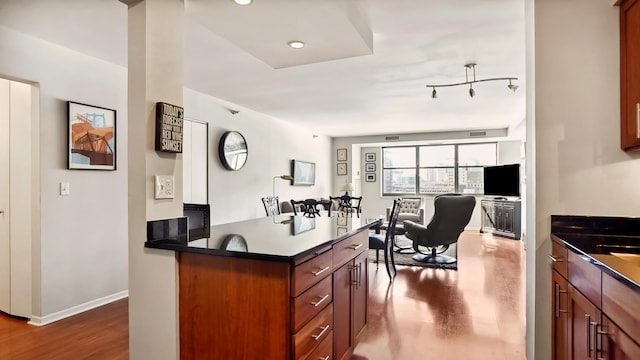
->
[290, 199, 323, 217]
[261, 196, 280, 216]
[328, 195, 363, 217]
[426, 194, 476, 246]
[386, 198, 403, 243]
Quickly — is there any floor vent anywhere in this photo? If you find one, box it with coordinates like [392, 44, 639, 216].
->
[385, 135, 400, 141]
[469, 131, 487, 137]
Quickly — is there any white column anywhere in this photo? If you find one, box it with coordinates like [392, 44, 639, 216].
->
[123, 0, 184, 359]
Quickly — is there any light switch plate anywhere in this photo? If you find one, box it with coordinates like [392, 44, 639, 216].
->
[60, 182, 70, 196]
[155, 175, 175, 199]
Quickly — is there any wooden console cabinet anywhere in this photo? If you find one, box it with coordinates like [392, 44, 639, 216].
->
[619, 0, 640, 151]
[480, 199, 521, 240]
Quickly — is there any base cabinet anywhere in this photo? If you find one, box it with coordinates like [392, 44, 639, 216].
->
[552, 270, 569, 360]
[480, 199, 521, 239]
[333, 250, 368, 360]
[551, 238, 640, 360]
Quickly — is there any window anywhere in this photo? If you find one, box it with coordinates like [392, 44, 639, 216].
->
[382, 143, 497, 195]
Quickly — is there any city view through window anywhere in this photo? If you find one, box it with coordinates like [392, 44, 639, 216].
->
[382, 143, 497, 195]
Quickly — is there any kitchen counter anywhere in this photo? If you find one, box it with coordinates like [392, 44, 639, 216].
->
[551, 215, 640, 292]
[145, 214, 381, 264]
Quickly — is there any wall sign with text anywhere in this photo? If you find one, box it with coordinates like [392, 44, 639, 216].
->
[155, 102, 184, 153]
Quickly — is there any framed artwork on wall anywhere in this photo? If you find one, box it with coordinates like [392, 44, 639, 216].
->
[365, 153, 376, 162]
[337, 148, 347, 161]
[365, 163, 376, 172]
[337, 162, 347, 176]
[365, 173, 376, 182]
[67, 101, 116, 170]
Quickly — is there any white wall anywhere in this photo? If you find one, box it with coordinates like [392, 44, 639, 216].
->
[0, 25, 129, 319]
[532, 0, 640, 358]
[184, 88, 332, 225]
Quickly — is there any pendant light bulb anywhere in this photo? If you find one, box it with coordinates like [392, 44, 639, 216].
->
[469, 84, 475, 98]
[431, 87, 437, 99]
[508, 80, 519, 92]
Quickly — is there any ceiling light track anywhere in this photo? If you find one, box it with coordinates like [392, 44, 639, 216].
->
[426, 63, 518, 99]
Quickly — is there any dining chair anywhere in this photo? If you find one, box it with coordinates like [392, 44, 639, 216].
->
[368, 197, 402, 279]
[290, 199, 324, 217]
[328, 195, 363, 217]
[261, 196, 280, 216]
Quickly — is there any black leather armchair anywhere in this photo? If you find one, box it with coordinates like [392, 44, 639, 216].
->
[403, 194, 476, 266]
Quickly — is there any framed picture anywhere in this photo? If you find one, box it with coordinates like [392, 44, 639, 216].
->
[337, 227, 348, 236]
[365, 173, 376, 182]
[337, 162, 347, 176]
[337, 148, 347, 161]
[365, 153, 376, 162]
[68, 101, 116, 170]
[365, 163, 376, 172]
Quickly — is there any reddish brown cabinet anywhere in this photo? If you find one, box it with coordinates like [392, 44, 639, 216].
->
[552, 269, 569, 360]
[619, 0, 640, 151]
[333, 232, 368, 360]
[550, 237, 640, 360]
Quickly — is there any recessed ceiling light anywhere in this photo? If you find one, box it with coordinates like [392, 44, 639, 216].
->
[288, 41, 305, 49]
[233, 0, 252, 5]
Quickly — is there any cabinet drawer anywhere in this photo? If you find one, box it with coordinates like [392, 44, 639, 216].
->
[603, 315, 640, 359]
[567, 250, 602, 308]
[602, 272, 640, 343]
[551, 240, 568, 278]
[333, 230, 367, 269]
[292, 275, 333, 332]
[304, 331, 332, 360]
[292, 249, 333, 297]
[293, 304, 333, 360]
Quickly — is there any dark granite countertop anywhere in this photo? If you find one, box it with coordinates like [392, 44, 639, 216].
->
[551, 215, 640, 291]
[145, 214, 381, 264]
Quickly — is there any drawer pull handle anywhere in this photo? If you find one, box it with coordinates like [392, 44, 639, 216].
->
[585, 314, 592, 358]
[554, 283, 568, 318]
[636, 103, 640, 138]
[311, 325, 330, 341]
[351, 244, 363, 251]
[311, 294, 329, 307]
[548, 255, 563, 263]
[312, 266, 330, 276]
[319, 356, 329, 360]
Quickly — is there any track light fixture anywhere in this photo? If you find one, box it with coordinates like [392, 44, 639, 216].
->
[426, 63, 518, 99]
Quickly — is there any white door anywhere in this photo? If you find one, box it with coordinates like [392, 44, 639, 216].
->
[0, 78, 10, 312]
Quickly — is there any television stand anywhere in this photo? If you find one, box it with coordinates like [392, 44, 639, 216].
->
[480, 198, 521, 240]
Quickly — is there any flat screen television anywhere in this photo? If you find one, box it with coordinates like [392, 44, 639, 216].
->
[483, 164, 520, 197]
[291, 160, 315, 186]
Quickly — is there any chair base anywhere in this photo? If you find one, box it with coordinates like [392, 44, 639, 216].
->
[412, 253, 457, 264]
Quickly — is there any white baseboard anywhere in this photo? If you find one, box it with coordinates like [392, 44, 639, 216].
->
[27, 290, 129, 326]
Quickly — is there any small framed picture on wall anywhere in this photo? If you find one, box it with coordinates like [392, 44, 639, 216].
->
[365, 153, 376, 162]
[365, 163, 376, 172]
[365, 173, 376, 182]
[337, 148, 347, 161]
[337, 162, 347, 176]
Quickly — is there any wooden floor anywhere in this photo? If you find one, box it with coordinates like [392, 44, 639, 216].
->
[0, 231, 524, 360]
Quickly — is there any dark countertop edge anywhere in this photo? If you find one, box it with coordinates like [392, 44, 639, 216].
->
[144, 218, 382, 264]
[551, 233, 640, 293]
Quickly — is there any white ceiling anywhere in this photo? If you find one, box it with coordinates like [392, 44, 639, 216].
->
[0, 0, 526, 138]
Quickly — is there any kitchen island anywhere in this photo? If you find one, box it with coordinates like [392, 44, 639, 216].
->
[146, 214, 381, 360]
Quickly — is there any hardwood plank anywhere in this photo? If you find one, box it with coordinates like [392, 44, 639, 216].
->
[0, 231, 525, 360]
[0, 299, 128, 360]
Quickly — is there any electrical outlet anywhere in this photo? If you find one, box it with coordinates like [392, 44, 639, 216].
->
[155, 175, 174, 199]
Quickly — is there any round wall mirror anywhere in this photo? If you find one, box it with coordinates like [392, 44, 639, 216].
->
[218, 131, 248, 170]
